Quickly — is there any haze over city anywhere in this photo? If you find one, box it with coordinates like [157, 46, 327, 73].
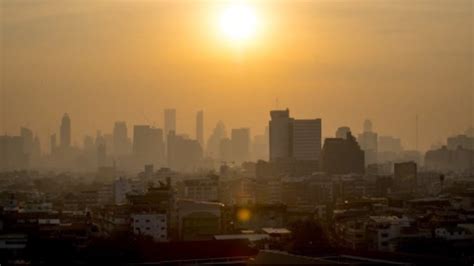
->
[0, 0, 473, 265]
[2, 0, 472, 151]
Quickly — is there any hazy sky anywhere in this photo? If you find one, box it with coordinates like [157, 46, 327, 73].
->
[1, 0, 472, 151]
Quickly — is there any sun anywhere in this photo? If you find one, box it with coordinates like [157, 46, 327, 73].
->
[218, 3, 259, 44]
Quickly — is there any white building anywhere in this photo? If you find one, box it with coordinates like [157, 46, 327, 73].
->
[367, 216, 410, 251]
[113, 178, 146, 205]
[131, 213, 167, 242]
[435, 227, 473, 240]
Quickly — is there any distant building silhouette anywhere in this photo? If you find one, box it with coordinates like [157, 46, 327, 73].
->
[336, 127, 351, 139]
[60, 113, 71, 148]
[219, 138, 232, 162]
[0, 135, 28, 171]
[164, 109, 176, 137]
[393, 161, 417, 193]
[133, 125, 165, 167]
[231, 128, 251, 163]
[321, 132, 365, 174]
[167, 131, 202, 172]
[206, 121, 227, 158]
[447, 134, 474, 150]
[425, 146, 474, 174]
[358, 119, 377, 166]
[20, 127, 34, 156]
[96, 134, 107, 168]
[253, 126, 269, 161]
[269, 109, 322, 162]
[113, 121, 131, 156]
[196, 110, 204, 148]
[269, 109, 292, 161]
[50, 134, 57, 154]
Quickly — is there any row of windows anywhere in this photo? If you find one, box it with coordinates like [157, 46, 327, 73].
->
[134, 219, 166, 223]
[135, 227, 166, 231]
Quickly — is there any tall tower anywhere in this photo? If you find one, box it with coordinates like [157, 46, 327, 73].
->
[60, 113, 71, 148]
[113, 121, 129, 155]
[164, 109, 176, 137]
[196, 110, 204, 147]
[269, 109, 291, 161]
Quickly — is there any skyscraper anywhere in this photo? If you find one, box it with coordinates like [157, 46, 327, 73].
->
[20, 127, 34, 155]
[167, 131, 203, 172]
[206, 121, 227, 158]
[321, 132, 365, 175]
[269, 109, 322, 162]
[113, 121, 130, 156]
[164, 109, 176, 137]
[133, 125, 165, 166]
[292, 119, 322, 161]
[196, 110, 204, 147]
[60, 113, 71, 148]
[358, 119, 378, 165]
[231, 128, 251, 163]
[269, 109, 292, 161]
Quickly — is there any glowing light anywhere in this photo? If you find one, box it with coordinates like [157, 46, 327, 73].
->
[218, 3, 259, 44]
[237, 208, 251, 222]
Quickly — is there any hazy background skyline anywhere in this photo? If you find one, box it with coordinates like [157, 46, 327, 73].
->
[1, 0, 472, 151]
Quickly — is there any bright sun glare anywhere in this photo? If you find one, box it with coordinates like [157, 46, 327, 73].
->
[218, 3, 259, 44]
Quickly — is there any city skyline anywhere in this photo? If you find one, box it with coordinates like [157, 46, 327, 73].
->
[1, 0, 472, 152]
[0, 1, 473, 264]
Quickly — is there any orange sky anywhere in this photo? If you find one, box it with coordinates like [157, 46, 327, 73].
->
[1, 0, 472, 151]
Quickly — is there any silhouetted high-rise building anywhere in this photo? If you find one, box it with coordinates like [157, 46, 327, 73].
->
[96, 134, 107, 168]
[164, 109, 176, 137]
[321, 132, 365, 174]
[253, 126, 269, 161]
[167, 131, 202, 172]
[393, 161, 417, 192]
[206, 121, 227, 158]
[219, 138, 233, 162]
[0, 135, 28, 171]
[269, 109, 292, 161]
[133, 125, 165, 166]
[60, 113, 71, 148]
[336, 126, 351, 139]
[269, 109, 322, 162]
[378, 136, 403, 153]
[83, 135, 95, 152]
[50, 134, 57, 154]
[196, 110, 204, 148]
[292, 119, 322, 161]
[113, 121, 131, 156]
[20, 127, 34, 156]
[358, 119, 377, 165]
[231, 128, 251, 163]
